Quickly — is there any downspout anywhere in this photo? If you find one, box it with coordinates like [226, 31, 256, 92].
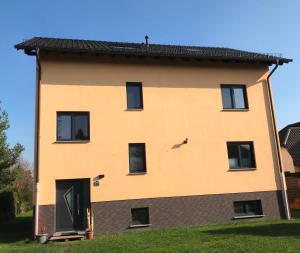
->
[266, 60, 291, 220]
[34, 48, 41, 237]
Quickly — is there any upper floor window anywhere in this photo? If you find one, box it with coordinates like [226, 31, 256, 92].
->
[129, 143, 146, 173]
[126, 82, 143, 109]
[234, 200, 263, 217]
[221, 85, 248, 109]
[57, 112, 90, 141]
[227, 142, 256, 169]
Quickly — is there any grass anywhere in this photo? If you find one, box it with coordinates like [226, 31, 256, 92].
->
[0, 211, 300, 253]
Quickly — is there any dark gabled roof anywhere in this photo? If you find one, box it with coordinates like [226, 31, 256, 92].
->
[279, 122, 300, 166]
[279, 122, 300, 145]
[15, 37, 292, 65]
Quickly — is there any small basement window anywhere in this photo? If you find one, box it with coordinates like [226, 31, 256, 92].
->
[234, 200, 263, 217]
[131, 207, 150, 226]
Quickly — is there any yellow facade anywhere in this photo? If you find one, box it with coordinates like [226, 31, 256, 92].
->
[37, 53, 281, 205]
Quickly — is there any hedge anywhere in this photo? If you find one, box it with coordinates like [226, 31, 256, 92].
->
[0, 190, 16, 222]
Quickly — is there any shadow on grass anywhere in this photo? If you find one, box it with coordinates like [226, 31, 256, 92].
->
[207, 223, 300, 238]
[0, 213, 33, 243]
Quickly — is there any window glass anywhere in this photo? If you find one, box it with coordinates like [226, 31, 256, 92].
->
[57, 115, 71, 140]
[227, 142, 255, 169]
[234, 200, 262, 217]
[247, 201, 261, 215]
[234, 202, 246, 216]
[131, 208, 149, 225]
[129, 144, 146, 173]
[57, 112, 89, 141]
[239, 144, 251, 167]
[72, 115, 89, 140]
[221, 87, 233, 109]
[228, 144, 239, 168]
[233, 87, 246, 109]
[221, 85, 248, 109]
[127, 83, 143, 109]
[64, 187, 73, 217]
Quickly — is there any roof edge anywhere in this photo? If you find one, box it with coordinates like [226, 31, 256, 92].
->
[14, 37, 293, 65]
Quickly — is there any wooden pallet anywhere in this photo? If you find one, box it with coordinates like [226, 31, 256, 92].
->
[48, 234, 85, 242]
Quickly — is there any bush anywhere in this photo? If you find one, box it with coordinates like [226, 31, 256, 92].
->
[0, 190, 16, 222]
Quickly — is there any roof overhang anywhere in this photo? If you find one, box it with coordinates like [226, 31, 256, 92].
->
[15, 37, 293, 66]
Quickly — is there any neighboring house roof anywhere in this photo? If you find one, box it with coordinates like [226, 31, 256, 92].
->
[279, 122, 300, 166]
[15, 37, 292, 65]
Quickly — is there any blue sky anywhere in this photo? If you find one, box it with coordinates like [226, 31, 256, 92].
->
[1, 0, 299, 163]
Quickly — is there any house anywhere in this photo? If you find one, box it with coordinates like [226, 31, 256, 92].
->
[279, 122, 300, 173]
[15, 37, 292, 237]
[279, 122, 300, 209]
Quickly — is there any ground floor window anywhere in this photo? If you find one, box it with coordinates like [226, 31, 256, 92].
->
[57, 112, 90, 141]
[227, 141, 256, 170]
[131, 207, 149, 226]
[128, 143, 146, 173]
[233, 200, 263, 217]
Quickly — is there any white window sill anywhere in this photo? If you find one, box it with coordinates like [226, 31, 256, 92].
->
[228, 168, 256, 171]
[129, 224, 151, 229]
[233, 215, 264, 220]
[54, 140, 90, 144]
[222, 109, 249, 112]
[125, 108, 144, 111]
[128, 172, 147, 176]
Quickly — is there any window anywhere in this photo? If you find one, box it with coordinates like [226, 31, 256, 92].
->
[126, 82, 143, 109]
[221, 85, 248, 109]
[234, 200, 263, 217]
[131, 208, 149, 225]
[57, 112, 89, 141]
[128, 143, 146, 173]
[227, 142, 256, 169]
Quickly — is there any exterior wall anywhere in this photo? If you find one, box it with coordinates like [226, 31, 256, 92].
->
[39, 190, 285, 235]
[38, 205, 55, 235]
[281, 147, 300, 173]
[36, 53, 282, 208]
[281, 147, 296, 173]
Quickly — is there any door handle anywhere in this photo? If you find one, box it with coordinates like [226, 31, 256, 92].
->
[77, 193, 80, 215]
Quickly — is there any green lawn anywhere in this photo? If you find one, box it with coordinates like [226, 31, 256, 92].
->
[1, 212, 300, 253]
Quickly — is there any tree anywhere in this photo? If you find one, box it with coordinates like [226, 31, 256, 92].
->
[0, 102, 24, 189]
[13, 159, 33, 213]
